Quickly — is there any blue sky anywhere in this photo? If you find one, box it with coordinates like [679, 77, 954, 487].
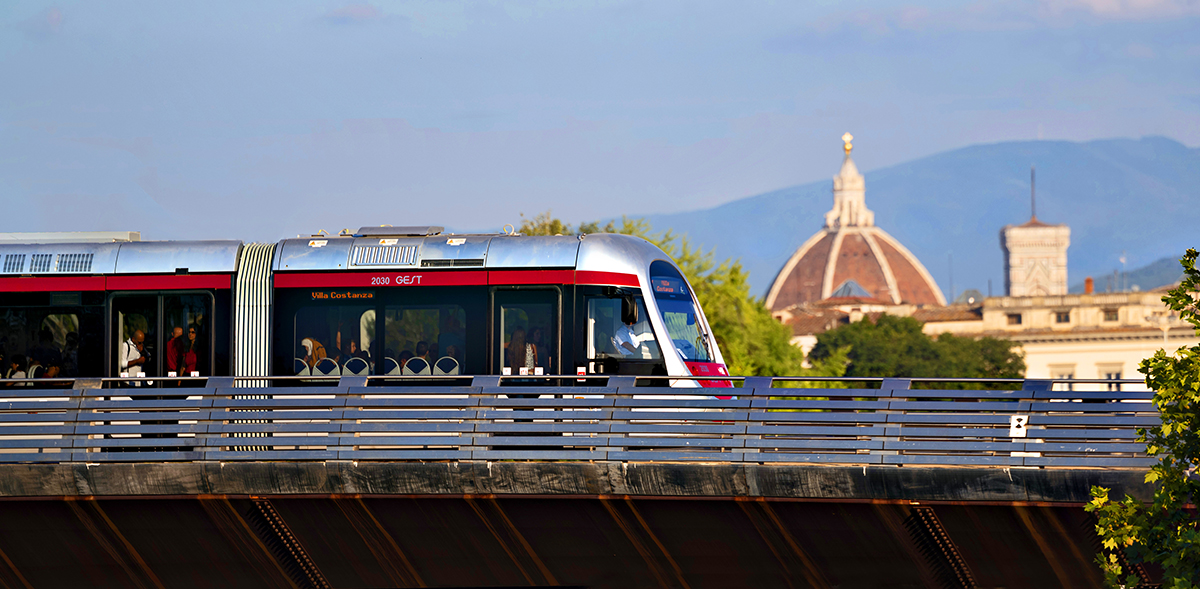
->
[2, 0, 1198, 241]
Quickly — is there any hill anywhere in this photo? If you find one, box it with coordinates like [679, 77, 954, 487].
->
[644, 136, 1200, 299]
[1069, 256, 1183, 294]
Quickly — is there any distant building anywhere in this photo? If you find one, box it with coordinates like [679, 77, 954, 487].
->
[1000, 169, 1070, 296]
[776, 155, 1194, 389]
[765, 134, 945, 313]
[920, 286, 1194, 390]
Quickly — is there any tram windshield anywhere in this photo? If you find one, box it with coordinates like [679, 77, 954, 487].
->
[648, 261, 711, 362]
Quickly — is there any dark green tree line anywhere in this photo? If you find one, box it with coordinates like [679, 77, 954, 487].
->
[808, 314, 1025, 383]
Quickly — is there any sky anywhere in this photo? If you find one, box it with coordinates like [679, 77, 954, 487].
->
[1, 0, 1198, 242]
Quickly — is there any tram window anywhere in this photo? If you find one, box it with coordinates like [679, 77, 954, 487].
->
[0, 303, 100, 380]
[496, 294, 557, 376]
[384, 305, 467, 375]
[293, 306, 375, 375]
[587, 296, 661, 361]
[163, 295, 211, 377]
[649, 261, 712, 362]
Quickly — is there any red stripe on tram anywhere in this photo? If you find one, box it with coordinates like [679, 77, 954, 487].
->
[488, 270, 576, 285]
[0, 276, 106, 292]
[106, 274, 233, 290]
[575, 271, 640, 287]
[274, 271, 489, 288]
[274, 269, 641, 288]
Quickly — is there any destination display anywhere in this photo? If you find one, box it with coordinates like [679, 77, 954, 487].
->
[652, 277, 688, 295]
[310, 290, 375, 301]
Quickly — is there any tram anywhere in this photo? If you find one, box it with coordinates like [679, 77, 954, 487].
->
[0, 226, 729, 387]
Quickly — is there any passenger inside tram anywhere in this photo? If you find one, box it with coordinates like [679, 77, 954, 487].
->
[506, 327, 538, 375]
[300, 337, 326, 369]
[5, 354, 26, 384]
[348, 339, 370, 361]
[166, 326, 184, 375]
[120, 329, 148, 377]
[179, 324, 199, 376]
[29, 329, 63, 372]
[62, 332, 79, 377]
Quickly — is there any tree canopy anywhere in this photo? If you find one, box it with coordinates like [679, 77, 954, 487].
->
[1087, 248, 1200, 588]
[514, 211, 847, 379]
[808, 314, 1025, 382]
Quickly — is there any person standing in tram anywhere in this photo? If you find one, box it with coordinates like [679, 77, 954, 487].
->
[506, 328, 539, 375]
[529, 327, 550, 373]
[165, 326, 183, 383]
[121, 330, 148, 375]
[120, 329, 149, 386]
[177, 325, 199, 377]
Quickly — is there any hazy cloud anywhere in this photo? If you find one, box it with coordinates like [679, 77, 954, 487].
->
[1041, 0, 1200, 19]
[322, 3, 384, 25]
[16, 7, 64, 38]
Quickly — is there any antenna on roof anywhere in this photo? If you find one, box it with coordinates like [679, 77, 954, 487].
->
[1030, 165, 1037, 221]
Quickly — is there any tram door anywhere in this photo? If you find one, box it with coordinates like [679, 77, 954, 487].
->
[111, 293, 214, 380]
[492, 289, 559, 379]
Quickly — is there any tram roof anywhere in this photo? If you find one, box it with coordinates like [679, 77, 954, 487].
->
[0, 230, 676, 279]
[0, 239, 243, 275]
[274, 232, 666, 274]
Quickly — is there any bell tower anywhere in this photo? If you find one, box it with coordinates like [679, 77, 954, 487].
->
[1000, 166, 1070, 296]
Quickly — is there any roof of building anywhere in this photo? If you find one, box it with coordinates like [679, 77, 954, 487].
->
[912, 306, 983, 323]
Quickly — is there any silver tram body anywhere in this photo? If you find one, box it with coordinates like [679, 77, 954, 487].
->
[0, 227, 727, 387]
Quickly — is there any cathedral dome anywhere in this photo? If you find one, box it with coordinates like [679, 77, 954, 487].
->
[765, 134, 946, 311]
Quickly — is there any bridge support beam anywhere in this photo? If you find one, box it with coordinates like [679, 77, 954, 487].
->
[0, 462, 1151, 503]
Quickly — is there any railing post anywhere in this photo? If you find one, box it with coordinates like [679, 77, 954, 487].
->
[66, 379, 98, 462]
[875, 379, 910, 460]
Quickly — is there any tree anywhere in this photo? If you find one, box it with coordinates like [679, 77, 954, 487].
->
[514, 211, 848, 379]
[1086, 248, 1200, 588]
[808, 314, 1024, 383]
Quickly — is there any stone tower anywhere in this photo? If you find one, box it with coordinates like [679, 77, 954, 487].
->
[1000, 168, 1070, 296]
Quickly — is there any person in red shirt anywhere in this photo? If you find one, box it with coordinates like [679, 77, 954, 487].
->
[165, 326, 183, 380]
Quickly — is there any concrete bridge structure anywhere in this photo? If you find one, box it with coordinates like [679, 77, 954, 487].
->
[0, 375, 1161, 588]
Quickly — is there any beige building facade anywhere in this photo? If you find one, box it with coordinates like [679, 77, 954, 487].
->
[956, 290, 1195, 391]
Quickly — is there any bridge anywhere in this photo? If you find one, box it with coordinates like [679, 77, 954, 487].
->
[0, 375, 1160, 588]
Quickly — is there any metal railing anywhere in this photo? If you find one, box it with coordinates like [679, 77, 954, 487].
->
[0, 375, 1158, 467]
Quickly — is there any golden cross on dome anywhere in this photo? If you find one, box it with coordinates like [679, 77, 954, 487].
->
[842, 132, 853, 155]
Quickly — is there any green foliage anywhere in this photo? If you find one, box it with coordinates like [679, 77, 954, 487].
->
[514, 211, 848, 380]
[517, 211, 646, 238]
[1087, 248, 1200, 589]
[807, 314, 1024, 384]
